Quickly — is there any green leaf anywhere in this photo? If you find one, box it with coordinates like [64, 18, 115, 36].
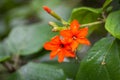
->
[6, 23, 57, 55]
[7, 62, 66, 80]
[33, 52, 80, 79]
[69, 7, 102, 34]
[55, 62, 79, 79]
[76, 37, 120, 80]
[105, 10, 120, 39]
[69, 7, 102, 23]
[102, 0, 112, 9]
[0, 43, 10, 62]
[45, 62, 80, 79]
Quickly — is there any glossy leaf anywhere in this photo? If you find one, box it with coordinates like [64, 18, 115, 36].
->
[76, 37, 120, 80]
[45, 61, 80, 79]
[6, 23, 57, 55]
[35, 52, 80, 79]
[105, 10, 120, 39]
[55, 62, 79, 79]
[7, 62, 66, 80]
[69, 7, 102, 23]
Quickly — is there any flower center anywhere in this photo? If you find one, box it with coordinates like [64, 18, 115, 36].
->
[72, 35, 77, 40]
[60, 44, 64, 48]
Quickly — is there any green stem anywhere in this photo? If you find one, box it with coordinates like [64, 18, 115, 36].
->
[13, 54, 20, 69]
[2, 61, 15, 72]
[51, 11, 62, 21]
[80, 20, 105, 28]
[75, 53, 81, 62]
[50, 11, 68, 25]
[49, 20, 105, 31]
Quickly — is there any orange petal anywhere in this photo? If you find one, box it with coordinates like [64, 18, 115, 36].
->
[51, 36, 61, 44]
[44, 42, 59, 50]
[77, 27, 88, 37]
[60, 30, 72, 38]
[61, 36, 72, 44]
[64, 50, 75, 57]
[77, 38, 91, 45]
[70, 40, 79, 51]
[64, 44, 72, 51]
[50, 49, 60, 60]
[44, 36, 61, 50]
[58, 50, 65, 63]
[70, 20, 80, 34]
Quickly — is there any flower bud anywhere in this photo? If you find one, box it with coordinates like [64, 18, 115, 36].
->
[43, 6, 51, 13]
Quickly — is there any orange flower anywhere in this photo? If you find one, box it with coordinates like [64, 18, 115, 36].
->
[44, 36, 75, 63]
[60, 20, 90, 51]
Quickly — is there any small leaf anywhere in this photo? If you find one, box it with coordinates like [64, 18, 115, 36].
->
[69, 7, 102, 23]
[69, 7, 102, 34]
[102, 0, 112, 9]
[105, 10, 120, 39]
[6, 23, 57, 55]
[76, 37, 120, 80]
[7, 62, 66, 80]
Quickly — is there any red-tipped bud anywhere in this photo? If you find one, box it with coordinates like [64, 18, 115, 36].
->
[43, 6, 62, 21]
[43, 6, 51, 13]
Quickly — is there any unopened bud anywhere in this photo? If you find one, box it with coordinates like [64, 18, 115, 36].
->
[43, 6, 62, 21]
[43, 6, 51, 13]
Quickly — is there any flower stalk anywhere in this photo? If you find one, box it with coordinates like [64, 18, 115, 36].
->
[49, 22, 67, 31]
[80, 20, 105, 28]
[49, 20, 105, 31]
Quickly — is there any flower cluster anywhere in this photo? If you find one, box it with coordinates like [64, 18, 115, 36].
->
[44, 20, 90, 63]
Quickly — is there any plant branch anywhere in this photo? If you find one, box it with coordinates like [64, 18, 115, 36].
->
[13, 54, 20, 69]
[80, 20, 105, 28]
[2, 61, 15, 72]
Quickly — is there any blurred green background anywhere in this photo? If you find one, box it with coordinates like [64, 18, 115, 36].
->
[0, 0, 107, 41]
[0, 0, 120, 80]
